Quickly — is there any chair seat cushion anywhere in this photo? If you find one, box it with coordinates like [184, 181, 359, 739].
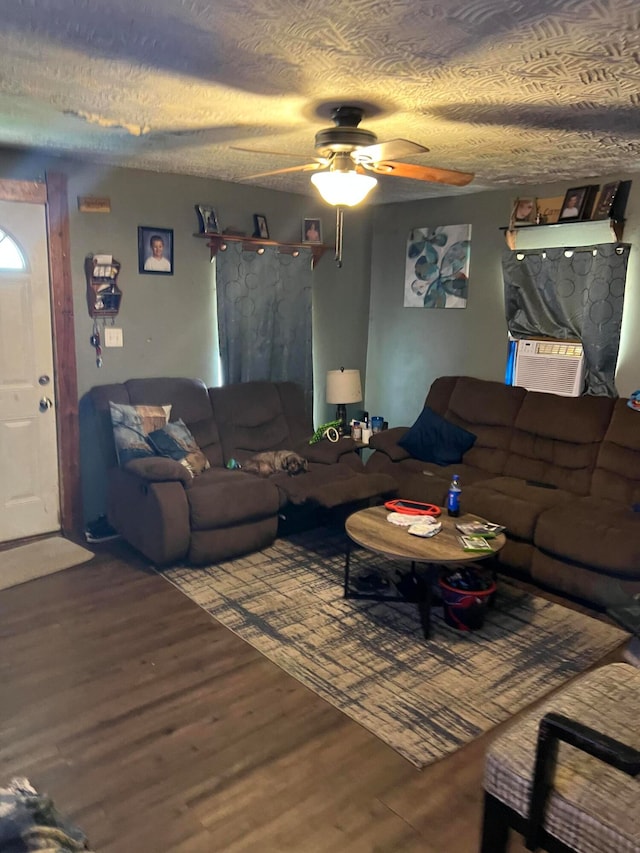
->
[484, 662, 640, 853]
[534, 496, 640, 576]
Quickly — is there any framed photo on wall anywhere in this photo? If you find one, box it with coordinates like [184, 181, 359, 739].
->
[138, 226, 173, 275]
[302, 217, 322, 243]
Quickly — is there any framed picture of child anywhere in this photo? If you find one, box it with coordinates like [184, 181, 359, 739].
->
[302, 218, 322, 243]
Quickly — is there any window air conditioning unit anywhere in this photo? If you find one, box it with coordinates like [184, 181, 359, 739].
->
[514, 339, 585, 397]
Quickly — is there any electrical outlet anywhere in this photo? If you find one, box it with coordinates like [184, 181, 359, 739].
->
[104, 327, 123, 347]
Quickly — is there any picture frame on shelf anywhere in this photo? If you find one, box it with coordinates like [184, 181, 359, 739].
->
[195, 204, 219, 234]
[138, 226, 173, 276]
[253, 214, 269, 240]
[591, 182, 621, 220]
[535, 195, 565, 225]
[511, 197, 537, 225]
[302, 217, 322, 243]
[558, 186, 590, 222]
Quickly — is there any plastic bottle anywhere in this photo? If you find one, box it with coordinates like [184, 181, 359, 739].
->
[446, 473, 462, 517]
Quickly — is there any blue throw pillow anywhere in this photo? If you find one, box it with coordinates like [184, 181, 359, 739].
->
[398, 406, 476, 466]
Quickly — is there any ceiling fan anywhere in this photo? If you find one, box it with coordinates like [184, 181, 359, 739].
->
[236, 105, 475, 206]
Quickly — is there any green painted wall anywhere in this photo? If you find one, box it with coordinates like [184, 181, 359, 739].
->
[0, 148, 373, 520]
[365, 175, 639, 428]
[2, 147, 638, 520]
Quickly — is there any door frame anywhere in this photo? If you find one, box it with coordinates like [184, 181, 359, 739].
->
[0, 174, 82, 538]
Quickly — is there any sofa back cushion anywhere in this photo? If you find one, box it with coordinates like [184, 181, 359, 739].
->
[591, 399, 640, 504]
[87, 382, 132, 469]
[88, 377, 224, 469]
[427, 376, 526, 475]
[209, 381, 295, 464]
[275, 382, 313, 446]
[504, 390, 615, 494]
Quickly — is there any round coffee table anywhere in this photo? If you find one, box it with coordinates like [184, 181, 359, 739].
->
[344, 505, 506, 639]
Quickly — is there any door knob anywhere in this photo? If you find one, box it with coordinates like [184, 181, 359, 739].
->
[39, 397, 53, 412]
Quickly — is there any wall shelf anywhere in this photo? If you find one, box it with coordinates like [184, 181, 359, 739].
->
[194, 232, 328, 268]
[500, 218, 625, 249]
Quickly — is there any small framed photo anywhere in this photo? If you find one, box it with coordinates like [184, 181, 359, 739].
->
[558, 186, 590, 222]
[195, 205, 219, 234]
[138, 226, 173, 275]
[511, 197, 537, 225]
[591, 182, 621, 220]
[253, 214, 269, 240]
[302, 217, 322, 243]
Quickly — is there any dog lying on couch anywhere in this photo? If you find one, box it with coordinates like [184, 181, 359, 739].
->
[241, 450, 309, 477]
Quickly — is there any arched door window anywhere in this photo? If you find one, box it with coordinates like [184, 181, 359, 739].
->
[0, 228, 26, 270]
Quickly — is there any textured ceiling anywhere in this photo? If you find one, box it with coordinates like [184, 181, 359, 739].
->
[2, 0, 640, 203]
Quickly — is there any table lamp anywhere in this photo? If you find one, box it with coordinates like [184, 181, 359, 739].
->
[326, 368, 362, 435]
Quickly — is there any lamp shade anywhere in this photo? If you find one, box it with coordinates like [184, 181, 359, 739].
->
[311, 170, 377, 207]
[326, 368, 362, 404]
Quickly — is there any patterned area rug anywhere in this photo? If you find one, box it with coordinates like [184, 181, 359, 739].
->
[159, 526, 627, 768]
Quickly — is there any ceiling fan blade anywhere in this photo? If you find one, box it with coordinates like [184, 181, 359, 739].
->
[239, 162, 325, 180]
[230, 145, 316, 159]
[354, 138, 428, 163]
[368, 161, 474, 186]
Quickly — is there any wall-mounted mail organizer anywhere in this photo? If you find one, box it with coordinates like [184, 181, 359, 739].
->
[85, 254, 122, 318]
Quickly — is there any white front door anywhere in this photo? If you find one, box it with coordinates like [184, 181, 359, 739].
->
[0, 199, 59, 541]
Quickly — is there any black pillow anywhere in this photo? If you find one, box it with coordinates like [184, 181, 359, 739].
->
[398, 406, 476, 466]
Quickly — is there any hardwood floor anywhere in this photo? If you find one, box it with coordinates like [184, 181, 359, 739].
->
[0, 539, 624, 852]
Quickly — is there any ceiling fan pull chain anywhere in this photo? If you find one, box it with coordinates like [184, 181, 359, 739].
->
[335, 207, 344, 268]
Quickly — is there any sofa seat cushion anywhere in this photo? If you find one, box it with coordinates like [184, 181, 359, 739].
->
[186, 468, 279, 530]
[267, 464, 396, 509]
[463, 477, 574, 541]
[365, 456, 491, 506]
[534, 496, 640, 576]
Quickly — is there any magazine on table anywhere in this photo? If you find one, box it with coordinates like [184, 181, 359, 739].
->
[457, 535, 494, 553]
[456, 520, 505, 538]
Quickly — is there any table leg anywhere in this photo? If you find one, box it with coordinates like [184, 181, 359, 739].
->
[344, 540, 352, 598]
[415, 563, 434, 640]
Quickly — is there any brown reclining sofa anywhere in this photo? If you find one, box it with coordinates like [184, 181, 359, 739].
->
[88, 377, 396, 566]
[365, 375, 640, 609]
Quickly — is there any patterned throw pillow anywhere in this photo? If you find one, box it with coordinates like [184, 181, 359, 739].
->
[109, 402, 172, 465]
[147, 419, 211, 477]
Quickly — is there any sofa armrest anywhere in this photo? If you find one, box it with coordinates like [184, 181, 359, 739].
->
[296, 437, 357, 464]
[107, 467, 191, 565]
[123, 456, 193, 486]
[368, 427, 411, 461]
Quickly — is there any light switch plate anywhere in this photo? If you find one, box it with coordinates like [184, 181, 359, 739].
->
[104, 327, 123, 347]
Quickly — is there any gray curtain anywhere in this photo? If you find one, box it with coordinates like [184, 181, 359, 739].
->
[502, 243, 630, 396]
[216, 242, 313, 398]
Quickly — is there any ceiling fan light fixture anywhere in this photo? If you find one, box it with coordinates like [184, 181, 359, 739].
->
[310, 170, 377, 206]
